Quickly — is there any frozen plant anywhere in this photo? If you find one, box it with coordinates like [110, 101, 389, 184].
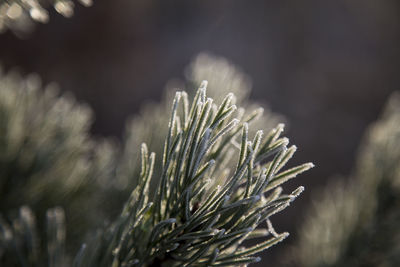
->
[76, 84, 313, 266]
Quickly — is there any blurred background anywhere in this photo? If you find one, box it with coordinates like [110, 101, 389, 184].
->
[0, 0, 399, 265]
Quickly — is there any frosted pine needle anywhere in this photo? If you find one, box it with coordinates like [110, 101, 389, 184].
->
[77, 83, 313, 266]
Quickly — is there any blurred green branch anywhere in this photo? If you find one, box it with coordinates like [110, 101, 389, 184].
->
[0, 67, 115, 254]
[294, 92, 400, 267]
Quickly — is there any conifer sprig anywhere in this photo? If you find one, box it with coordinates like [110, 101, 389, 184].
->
[113, 53, 281, 219]
[78, 83, 313, 266]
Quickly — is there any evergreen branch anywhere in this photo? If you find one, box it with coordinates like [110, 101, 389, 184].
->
[78, 84, 312, 266]
[114, 54, 281, 207]
[0, 55, 311, 266]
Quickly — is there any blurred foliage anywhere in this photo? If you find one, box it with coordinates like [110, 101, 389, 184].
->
[0, 206, 67, 267]
[0, 66, 115, 254]
[0, 0, 92, 36]
[294, 92, 400, 267]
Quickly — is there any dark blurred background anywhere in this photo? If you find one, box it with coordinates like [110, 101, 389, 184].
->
[0, 0, 399, 265]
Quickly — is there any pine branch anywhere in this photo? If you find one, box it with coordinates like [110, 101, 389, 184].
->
[77, 84, 313, 266]
[294, 92, 400, 267]
[0, 58, 312, 266]
[112, 53, 282, 219]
